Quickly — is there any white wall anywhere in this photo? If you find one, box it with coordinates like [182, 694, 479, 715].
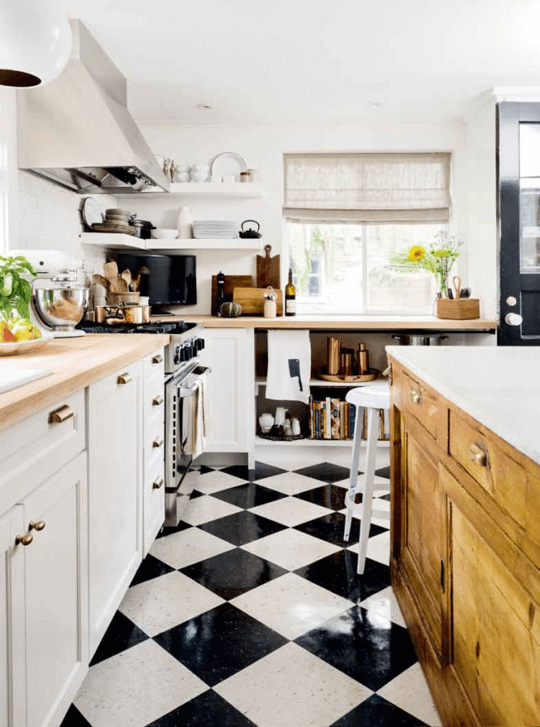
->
[137, 121, 469, 315]
[464, 99, 498, 320]
[0, 88, 19, 257]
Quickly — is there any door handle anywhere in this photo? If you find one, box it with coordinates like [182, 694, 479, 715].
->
[117, 372, 132, 385]
[48, 404, 74, 424]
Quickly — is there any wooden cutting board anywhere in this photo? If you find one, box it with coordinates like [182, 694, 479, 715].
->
[233, 287, 283, 316]
[211, 275, 253, 315]
[256, 244, 281, 289]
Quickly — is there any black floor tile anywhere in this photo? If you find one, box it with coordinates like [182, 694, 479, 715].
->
[59, 704, 92, 726]
[375, 465, 391, 479]
[155, 520, 192, 539]
[379, 492, 391, 502]
[294, 549, 390, 602]
[330, 694, 429, 727]
[295, 511, 386, 547]
[198, 510, 287, 546]
[200, 464, 219, 475]
[211, 482, 287, 509]
[293, 483, 349, 510]
[89, 611, 148, 667]
[294, 461, 353, 483]
[146, 689, 257, 727]
[296, 606, 417, 692]
[154, 602, 288, 686]
[181, 547, 287, 599]
[190, 489, 205, 499]
[129, 554, 175, 587]
[220, 461, 287, 482]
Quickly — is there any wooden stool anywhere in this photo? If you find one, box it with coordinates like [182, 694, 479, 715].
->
[344, 380, 391, 574]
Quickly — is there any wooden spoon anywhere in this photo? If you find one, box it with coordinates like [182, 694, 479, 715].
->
[453, 276, 462, 299]
[92, 274, 109, 290]
[121, 269, 131, 288]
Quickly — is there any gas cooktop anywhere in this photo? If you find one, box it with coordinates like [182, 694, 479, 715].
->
[77, 321, 198, 335]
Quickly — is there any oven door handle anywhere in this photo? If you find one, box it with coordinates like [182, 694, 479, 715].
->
[178, 366, 211, 398]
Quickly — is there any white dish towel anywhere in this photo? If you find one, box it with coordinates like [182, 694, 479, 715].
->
[265, 330, 311, 404]
[185, 370, 209, 459]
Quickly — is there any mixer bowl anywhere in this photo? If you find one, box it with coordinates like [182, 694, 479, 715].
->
[33, 285, 89, 331]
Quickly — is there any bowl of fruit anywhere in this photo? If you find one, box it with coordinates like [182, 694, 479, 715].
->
[0, 255, 52, 356]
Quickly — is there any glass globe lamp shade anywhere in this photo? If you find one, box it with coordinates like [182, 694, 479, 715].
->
[0, 0, 72, 87]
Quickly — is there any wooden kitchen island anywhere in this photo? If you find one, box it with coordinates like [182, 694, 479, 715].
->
[387, 346, 540, 727]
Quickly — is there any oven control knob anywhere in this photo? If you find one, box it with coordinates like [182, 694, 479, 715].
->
[196, 338, 205, 350]
[174, 347, 181, 365]
[180, 345, 190, 362]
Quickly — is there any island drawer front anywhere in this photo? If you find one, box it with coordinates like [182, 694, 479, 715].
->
[0, 389, 86, 510]
[402, 372, 446, 443]
[448, 411, 540, 550]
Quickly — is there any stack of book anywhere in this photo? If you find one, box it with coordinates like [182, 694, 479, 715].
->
[308, 395, 388, 441]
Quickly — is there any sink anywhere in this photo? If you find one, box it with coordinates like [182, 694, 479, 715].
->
[0, 368, 52, 395]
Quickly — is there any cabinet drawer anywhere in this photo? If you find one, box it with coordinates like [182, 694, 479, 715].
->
[0, 389, 85, 511]
[144, 349, 165, 383]
[403, 372, 447, 443]
[449, 411, 540, 550]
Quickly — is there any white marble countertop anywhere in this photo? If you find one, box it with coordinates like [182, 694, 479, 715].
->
[386, 346, 540, 466]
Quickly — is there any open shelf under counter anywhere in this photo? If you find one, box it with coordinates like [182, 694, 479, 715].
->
[255, 377, 382, 389]
[255, 435, 390, 448]
[81, 233, 263, 252]
[115, 182, 264, 199]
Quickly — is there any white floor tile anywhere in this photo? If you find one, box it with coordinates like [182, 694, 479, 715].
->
[242, 528, 341, 571]
[377, 662, 442, 726]
[182, 495, 242, 526]
[334, 475, 391, 492]
[119, 571, 224, 636]
[215, 642, 371, 727]
[258, 472, 326, 495]
[196, 470, 246, 494]
[249, 496, 331, 526]
[358, 586, 406, 628]
[347, 530, 390, 567]
[232, 572, 354, 640]
[75, 640, 207, 727]
[150, 527, 234, 569]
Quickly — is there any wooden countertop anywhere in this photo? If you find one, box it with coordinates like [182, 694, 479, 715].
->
[0, 334, 169, 432]
[153, 314, 498, 331]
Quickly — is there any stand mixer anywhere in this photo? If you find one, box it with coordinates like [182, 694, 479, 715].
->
[12, 250, 89, 338]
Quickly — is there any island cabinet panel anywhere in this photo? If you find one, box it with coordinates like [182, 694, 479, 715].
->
[401, 371, 447, 445]
[399, 417, 445, 657]
[390, 359, 540, 727]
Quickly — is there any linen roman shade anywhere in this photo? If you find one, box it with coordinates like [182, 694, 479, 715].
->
[283, 152, 451, 223]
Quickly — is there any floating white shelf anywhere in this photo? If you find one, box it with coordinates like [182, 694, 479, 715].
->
[116, 182, 264, 199]
[81, 233, 263, 252]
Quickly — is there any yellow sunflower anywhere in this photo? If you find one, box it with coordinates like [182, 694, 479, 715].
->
[408, 245, 425, 262]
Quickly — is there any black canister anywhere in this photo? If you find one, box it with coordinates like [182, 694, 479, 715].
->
[129, 219, 154, 239]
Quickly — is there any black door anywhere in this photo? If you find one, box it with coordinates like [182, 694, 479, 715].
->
[498, 102, 540, 345]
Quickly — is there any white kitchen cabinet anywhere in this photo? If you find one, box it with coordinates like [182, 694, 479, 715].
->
[87, 360, 143, 657]
[199, 328, 255, 453]
[142, 349, 165, 555]
[0, 505, 26, 727]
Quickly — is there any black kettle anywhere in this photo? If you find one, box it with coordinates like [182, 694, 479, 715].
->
[239, 220, 262, 239]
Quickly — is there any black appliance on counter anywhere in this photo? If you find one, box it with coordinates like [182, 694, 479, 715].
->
[115, 252, 197, 307]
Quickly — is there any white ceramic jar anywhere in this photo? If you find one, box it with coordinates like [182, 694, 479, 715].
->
[177, 206, 193, 239]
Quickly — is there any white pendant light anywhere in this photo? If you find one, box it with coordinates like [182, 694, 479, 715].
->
[0, 0, 72, 87]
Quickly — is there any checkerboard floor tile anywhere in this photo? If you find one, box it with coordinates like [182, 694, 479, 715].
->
[62, 458, 442, 727]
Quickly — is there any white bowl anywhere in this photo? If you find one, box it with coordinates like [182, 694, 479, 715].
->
[174, 173, 191, 183]
[177, 165, 190, 173]
[191, 163, 209, 170]
[0, 331, 54, 356]
[151, 228, 179, 239]
[191, 175, 208, 183]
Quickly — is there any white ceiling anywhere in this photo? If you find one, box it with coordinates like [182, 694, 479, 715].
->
[65, 0, 540, 125]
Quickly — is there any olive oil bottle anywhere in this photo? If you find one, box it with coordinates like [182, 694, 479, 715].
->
[285, 267, 296, 316]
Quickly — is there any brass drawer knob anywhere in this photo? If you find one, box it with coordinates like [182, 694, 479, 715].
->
[152, 436, 164, 448]
[152, 354, 163, 364]
[48, 404, 74, 424]
[152, 396, 164, 406]
[28, 520, 46, 532]
[152, 477, 164, 489]
[469, 442, 488, 467]
[409, 388, 422, 405]
[15, 533, 33, 546]
[117, 372, 132, 385]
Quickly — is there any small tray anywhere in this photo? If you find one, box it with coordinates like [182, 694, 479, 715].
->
[258, 430, 304, 442]
[318, 368, 379, 383]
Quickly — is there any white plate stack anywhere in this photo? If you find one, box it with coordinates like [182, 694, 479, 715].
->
[193, 220, 238, 239]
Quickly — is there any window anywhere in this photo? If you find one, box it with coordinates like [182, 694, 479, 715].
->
[284, 153, 451, 314]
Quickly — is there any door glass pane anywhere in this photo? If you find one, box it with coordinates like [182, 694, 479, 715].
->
[519, 180, 540, 273]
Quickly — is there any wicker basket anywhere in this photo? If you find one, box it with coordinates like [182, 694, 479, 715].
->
[436, 298, 480, 320]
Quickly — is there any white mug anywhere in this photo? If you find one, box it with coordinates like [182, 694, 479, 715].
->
[292, 418, 301, 436]
[274, 407, 287, 427]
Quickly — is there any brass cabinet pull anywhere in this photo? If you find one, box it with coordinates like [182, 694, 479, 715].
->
[409, 388, 422, 405]
[152, 436, 164, 448]
[48, 404, 74, 424]
[15, 533, 33, 546]
[152, 396, 164, 406]
[152, 354, 163, 364]
[152, 477, 164, 489]
[117, 372, 132, 385]
[28, 520, 46, 532]
[469, 442, 488, 467]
